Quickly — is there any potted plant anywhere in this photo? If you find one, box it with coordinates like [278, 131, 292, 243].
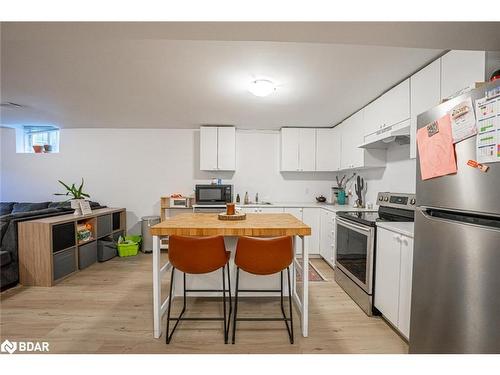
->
[54, 178, 91, 215]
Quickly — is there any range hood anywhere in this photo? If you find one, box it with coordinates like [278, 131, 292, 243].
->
[359, 119, 410, 149]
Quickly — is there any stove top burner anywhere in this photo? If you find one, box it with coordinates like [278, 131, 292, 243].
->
[337, 207, 415, 227]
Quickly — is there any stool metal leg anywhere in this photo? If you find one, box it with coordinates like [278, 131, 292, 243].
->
[287, 266, 294, 344]
[222, 266, 228, 344]
[166, 266, 231, 344]
[165, 268, 187, 344]
[232, 267, 294, 345]
[231, 267, 240, 344]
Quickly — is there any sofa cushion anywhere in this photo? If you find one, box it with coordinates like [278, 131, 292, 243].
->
[0, 250, 12, 267]
[0, 202, 16, 216]
[12, 202, 50, 213]
[48, 201, 71, 209]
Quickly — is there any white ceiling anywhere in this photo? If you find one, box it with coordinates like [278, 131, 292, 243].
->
[3, 22, 492, 130]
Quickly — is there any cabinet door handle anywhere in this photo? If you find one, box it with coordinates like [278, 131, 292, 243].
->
[402, 237, 409, 246]
[393, 235, 401, 242]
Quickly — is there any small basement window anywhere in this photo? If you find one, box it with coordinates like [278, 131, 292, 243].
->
[20, 125, 60, 153]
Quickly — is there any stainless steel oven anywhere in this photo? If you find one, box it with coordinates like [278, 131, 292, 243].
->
[335, 215, 376, 316]
[195, 184, 232, 205]
[335, 217, 375, 295]
[334, 192, 415, 317]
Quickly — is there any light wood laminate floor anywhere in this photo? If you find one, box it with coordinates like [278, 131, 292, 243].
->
[0, 253, 408, 353]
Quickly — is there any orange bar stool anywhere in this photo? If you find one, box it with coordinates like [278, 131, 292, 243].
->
[166, 235, 231, 344]
[232, 236, 294, 344]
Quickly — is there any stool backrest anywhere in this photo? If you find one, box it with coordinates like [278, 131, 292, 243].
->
[235, 236, 293, 275]
[169, 235, 227, 274]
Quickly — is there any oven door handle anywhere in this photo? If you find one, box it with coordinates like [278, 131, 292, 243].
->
[336, 217, 373, 234]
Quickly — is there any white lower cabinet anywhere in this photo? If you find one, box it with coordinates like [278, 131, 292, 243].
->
[319, 209, 336, 267]
[398, 234, 414, 339]
[302, 208, 320, 255]
[374, 227, 414, 339]
[284, 208, 303, 255]
[239, 207, 284, 214]
[238, 206, 323, 257]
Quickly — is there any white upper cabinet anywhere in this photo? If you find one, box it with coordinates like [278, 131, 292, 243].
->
[200, 126, 235, 171]
[364, 79, 410, 137]
[316, 128, 340, 171]
[340, 110, 364, 169]
[280, 128, 300, 171]
[298, 128, 316, 171]
[441, 50, 486, 99]
[384, 79, 411, 128]
[216, 127, 236, 170]
[410, 59, 441, 159]
[339, 109, 386, 171]
[364, 99, 384, 137]
[200, 126, 218, 170]
[280, 128, 316, 171]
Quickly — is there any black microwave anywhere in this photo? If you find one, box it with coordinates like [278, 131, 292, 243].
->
[195, 184, 233, 205]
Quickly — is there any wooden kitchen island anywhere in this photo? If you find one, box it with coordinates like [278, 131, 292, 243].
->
[150, 213, 311, 339]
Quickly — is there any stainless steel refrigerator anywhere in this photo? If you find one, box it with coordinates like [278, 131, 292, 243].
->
[411, 80, 500, 354]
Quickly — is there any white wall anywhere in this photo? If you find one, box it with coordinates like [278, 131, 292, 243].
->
[0, 127, 337, 232]
[344, 143, 416, 206]
[0, 127, 416, 232]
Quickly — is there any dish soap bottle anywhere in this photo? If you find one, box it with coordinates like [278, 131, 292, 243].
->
[244, 192, 249, 205]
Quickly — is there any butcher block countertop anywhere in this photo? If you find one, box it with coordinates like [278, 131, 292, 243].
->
[150, 213, 311, 237]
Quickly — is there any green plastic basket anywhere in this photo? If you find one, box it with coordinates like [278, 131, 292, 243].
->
[125, 235, 142, 249]
[117, 240, 139, 257]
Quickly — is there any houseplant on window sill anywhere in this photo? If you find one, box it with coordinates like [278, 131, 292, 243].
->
[54, 178, 91, 215]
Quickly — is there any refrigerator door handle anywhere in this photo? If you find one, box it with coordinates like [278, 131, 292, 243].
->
[420, 208, 500, 232]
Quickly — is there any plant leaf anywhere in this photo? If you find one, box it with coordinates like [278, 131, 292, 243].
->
[58, 180, 72, 191]
[77, 178, 84, 198]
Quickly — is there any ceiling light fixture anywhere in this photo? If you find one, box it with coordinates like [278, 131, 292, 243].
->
[248, 79, 276, 97]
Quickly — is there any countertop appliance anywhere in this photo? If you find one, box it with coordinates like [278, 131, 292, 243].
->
[335, 192, 416, 316]
[195, 184, 232, 205]
[410, 81, 500, 354]
[169, 196, 190, 208]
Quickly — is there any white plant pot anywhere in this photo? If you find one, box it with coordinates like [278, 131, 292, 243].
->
[70, 199, 85, 215]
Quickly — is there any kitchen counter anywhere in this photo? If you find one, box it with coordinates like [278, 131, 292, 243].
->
[151, 212, 312, 340]
[150, 212, 311, 236]
[237, 202, 377, 213]
[376, 221, 414, 238]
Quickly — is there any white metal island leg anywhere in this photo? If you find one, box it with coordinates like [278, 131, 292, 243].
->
[152, 235, 172, 338]
[292, 235, 309, 337]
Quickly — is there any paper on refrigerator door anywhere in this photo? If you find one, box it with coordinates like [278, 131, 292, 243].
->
[475, 91, 500, 164]
[417, 114, 457, 180]
[449, 97, 477, 143]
